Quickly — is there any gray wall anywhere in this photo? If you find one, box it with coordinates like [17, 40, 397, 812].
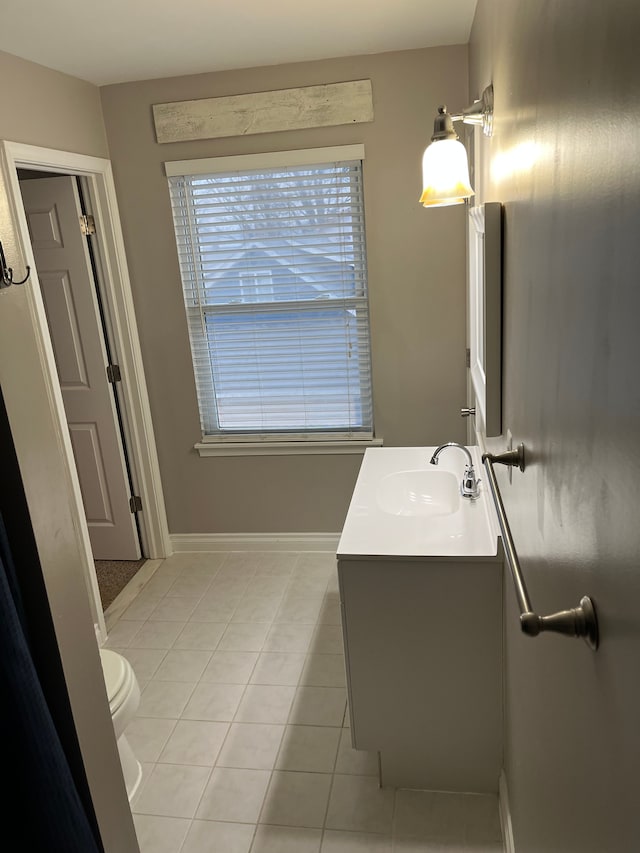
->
[0, 52, 138, 851]
[0, 50, 108, 155]
[469, 2, 640, 850]
[100, 46, 469, 534]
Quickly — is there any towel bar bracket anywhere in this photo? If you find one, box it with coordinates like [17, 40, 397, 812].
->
[520, 596, 598, 650]
[483, 443, 525, 472]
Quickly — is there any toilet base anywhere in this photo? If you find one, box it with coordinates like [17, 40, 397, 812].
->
[117, 732, 142, 802]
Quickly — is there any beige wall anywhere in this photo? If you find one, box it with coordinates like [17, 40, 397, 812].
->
[0, 50, 108, 156]
[100, 46, 469, 534]
[469, 1, 640, 850]
[101, 46, 467, 533]
[0, 53, 137, 852]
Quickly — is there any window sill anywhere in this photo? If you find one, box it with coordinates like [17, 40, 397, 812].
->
[194, 438, 383, 457]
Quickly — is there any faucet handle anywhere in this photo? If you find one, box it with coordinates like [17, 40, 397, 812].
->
[461, 464, 481, 499]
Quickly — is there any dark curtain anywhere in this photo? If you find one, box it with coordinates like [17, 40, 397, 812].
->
[0, 387, 102, 852]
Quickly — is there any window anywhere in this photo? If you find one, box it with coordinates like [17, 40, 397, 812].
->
[166, 146, 374, 448]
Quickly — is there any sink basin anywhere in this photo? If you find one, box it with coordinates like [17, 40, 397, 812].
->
[376, 469, 460, 517]
[337, 446, 499, 559]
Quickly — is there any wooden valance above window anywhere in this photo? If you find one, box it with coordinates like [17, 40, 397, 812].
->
[152, 79, 373, 144]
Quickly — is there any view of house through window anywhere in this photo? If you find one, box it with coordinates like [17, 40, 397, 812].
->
[167, 146, 373, 441]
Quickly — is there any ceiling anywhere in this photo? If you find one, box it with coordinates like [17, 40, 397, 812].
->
[1, 0, 477, 86]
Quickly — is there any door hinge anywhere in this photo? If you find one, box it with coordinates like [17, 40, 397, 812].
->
[79, 214, 96, 235]
[106, 363, 122, 384]
[129, 495, 142, 513]
[466, 347, 471, 368]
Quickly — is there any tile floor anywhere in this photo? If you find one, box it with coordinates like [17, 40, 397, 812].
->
[105, 551, 504, 853]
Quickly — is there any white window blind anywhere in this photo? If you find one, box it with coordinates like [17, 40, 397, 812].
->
[167, 148, 373, 441]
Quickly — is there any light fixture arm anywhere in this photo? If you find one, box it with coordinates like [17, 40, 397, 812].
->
[448, 84, 494, 137]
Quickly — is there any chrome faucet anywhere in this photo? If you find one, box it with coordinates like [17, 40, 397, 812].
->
[429, 442, 481, 499]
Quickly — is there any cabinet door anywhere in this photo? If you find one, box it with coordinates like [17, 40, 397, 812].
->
[338, 557, 502, 793]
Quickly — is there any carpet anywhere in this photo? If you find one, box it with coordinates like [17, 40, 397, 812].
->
[94, 558, 146, 611]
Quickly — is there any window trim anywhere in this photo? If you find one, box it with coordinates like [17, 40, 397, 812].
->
[166, 145, 375, 452]
[165, 145, 366, 178]
[194, 436, 383, 457]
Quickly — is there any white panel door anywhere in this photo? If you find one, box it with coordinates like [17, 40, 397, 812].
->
[20, 175, 140, 560]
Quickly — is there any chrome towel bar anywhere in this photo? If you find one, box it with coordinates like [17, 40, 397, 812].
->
[482, 445, 599, 650]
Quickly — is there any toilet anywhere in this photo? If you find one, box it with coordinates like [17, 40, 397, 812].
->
[99, 648, 142, 801]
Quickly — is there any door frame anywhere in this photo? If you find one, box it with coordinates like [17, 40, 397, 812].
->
[2, 140, 170, 637]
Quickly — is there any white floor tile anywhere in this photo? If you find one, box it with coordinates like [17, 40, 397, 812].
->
[121, 595, 162, 621]
[104, 619, 144, 648]
[395, 790, 502, 846]
[251, 824, 322, 853]
[275, 725, 341, 773]
[334, 729, 379, 776]
[217, 722, 285, 770]
[149, 596, 199, 622]
[294, 552, 337, 574]
[166, 574, 214, 598]
[133, 762, 211, 819]
[300, 654, 346, 688]
[245, 575, 290, 597]
[289, 686, 347, 727]
[182, 682, 246, 721]
[317, 596, 342, 626]
[130, 762, 155, 810]
[244, 552, 298, 575]
[132, 813, 191, 853]
[286, 577, 329, 597]
[235, 684, 296, 724]
[207, 577, 250, 598]
[232, 596, 282, 623]
[310, 624, 344, 654]
[190, 597, 239, 622]
[196, 767, 271, 823]
[263, 622, 315, 653]
[159, 720, 229, 766]
[125, 717, 177, 762]
[201, 650, 259, 684]
[218, 622, 270, 652]
[260, 770, 332, 828]
[123, 648, 167, 681]
[154, 649, 213, 682]
[151, 556, 188, 577]
[173, 621, 227, 650]
[138, 680, 196, 719]
[275, 596, 323, 624]
[127, 621, 184, 649]
[220, 552, 265, 574]
[250, 652, 306, 686]
[325, 775, 395, 834]
[321, 829, 392, 852]
[181, 819, 255, 853]
[160, 552, 226, 574]
[111, 552, 503, 853]
[392, 841, 467, 852]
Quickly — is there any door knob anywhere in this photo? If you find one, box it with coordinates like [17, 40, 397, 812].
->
[460, 407, 476, 418]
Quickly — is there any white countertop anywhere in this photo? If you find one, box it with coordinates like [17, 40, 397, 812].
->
[337, 446, 500, 560]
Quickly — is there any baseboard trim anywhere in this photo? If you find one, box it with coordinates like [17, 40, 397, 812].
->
[169, 532, 341, 553]
[499, 770, 515, 853]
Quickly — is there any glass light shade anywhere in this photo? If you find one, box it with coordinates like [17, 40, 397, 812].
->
[419, 138, 474, 208]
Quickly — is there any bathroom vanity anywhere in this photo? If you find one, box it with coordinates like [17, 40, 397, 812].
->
[337, 446, 503, 793]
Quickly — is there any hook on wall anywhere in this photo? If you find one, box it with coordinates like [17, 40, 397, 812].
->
[0, 240, 31, 289]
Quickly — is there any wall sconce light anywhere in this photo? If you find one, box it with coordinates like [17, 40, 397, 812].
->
[419, 84, 494, 208]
